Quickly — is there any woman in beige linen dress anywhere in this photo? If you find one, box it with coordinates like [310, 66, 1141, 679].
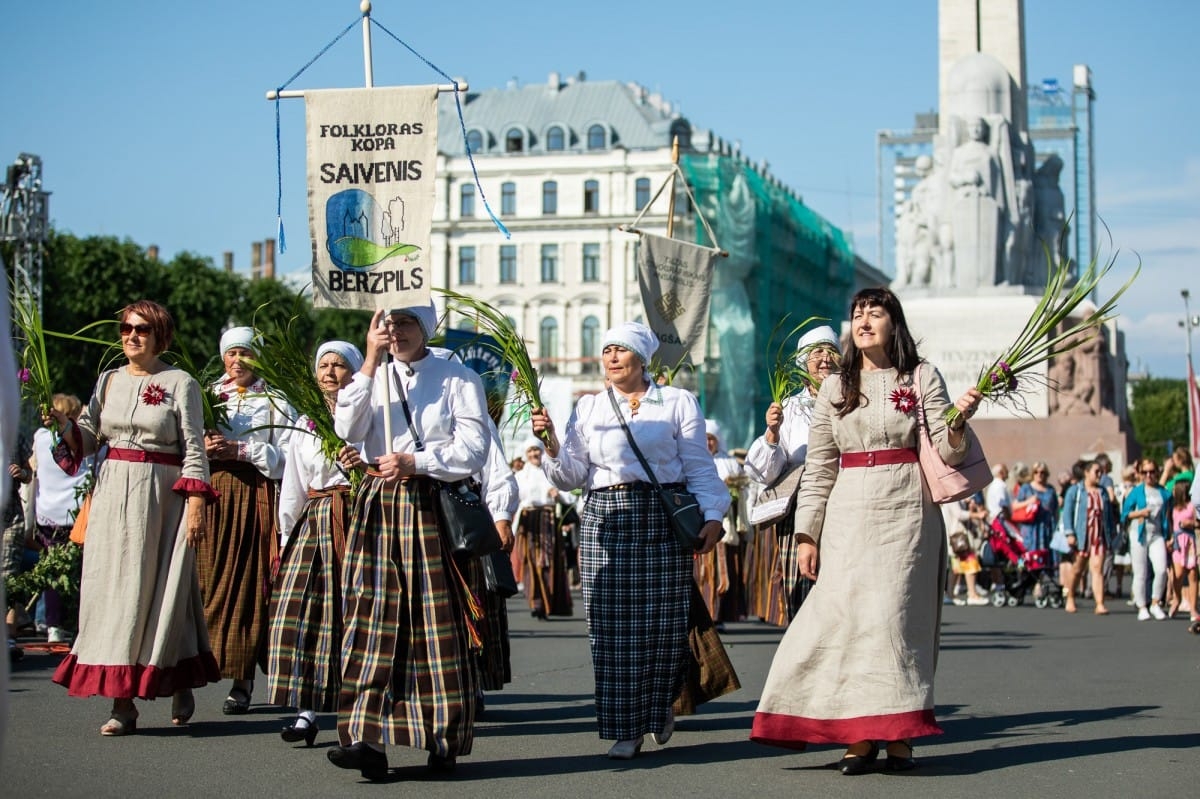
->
[751, 287, 982, 774]
[50, 300, 219, 735]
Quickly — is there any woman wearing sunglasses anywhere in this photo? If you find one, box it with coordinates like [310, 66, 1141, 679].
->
[49, 300, 219, 735]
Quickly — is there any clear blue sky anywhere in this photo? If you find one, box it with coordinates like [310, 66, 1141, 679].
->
[3, 0, 1196, 379]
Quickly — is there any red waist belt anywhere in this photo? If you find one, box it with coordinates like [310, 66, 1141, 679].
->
[107, 447, 183, 466]
[840, 448, 918, 468]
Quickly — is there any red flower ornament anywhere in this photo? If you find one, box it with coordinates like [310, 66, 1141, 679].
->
[889, 386, 918, 414]
[142, 382, 167, 406]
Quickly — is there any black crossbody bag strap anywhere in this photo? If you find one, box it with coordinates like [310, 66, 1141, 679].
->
[391, 365, 424, 452]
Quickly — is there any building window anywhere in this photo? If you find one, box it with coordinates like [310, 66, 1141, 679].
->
[501, 181, 516, 215]
[505, 128, 524, 153]
[458, 246, 476, 285]
[587, 124, 606, 150]
[582, 243, 600, 282]
[546, 125, 565, 151]
[466, 129, 484, 153]
[583, 179, 600, 214]
[542, 181, 558, 215]
[581, 315, 601, 374]
[635, 177, 651, 211]
[539, 316, 559, 374]
[540, 244, 558, 283]
[499, 244, 517, 284]
[459, 184, 475, 218]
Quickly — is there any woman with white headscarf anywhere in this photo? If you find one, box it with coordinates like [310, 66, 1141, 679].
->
[326, 304, 491, 780]
[696, 419, 745, 624]
[530, 321, 729, 760]
[267, 340, 364, 747]
[515, 436, 574, 619]
[199, 326, 294, 716]
[744, 325, 840, 623]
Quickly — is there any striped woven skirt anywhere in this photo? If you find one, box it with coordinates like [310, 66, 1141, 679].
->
[197, 461, 278, 681]
[337, 475, 479, 757]
[580, 485, 691, 741]
[267, 486, 350, 712]
[467, 556, 511, 691]
[695, 541, 745, 623]
[775, 515, 813, 622]
[520, 506, 574, 617]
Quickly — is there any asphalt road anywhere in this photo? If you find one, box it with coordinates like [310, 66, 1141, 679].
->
[3, 595, 1197, 798]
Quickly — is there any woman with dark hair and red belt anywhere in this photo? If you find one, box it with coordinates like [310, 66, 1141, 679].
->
[752, 287, 982, 774]
[49, 299, 219, 735]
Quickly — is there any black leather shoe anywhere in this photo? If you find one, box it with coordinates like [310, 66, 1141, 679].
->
[221, 687, 251, 715]
[427, 752, 457, 775]
[839, 742, 879, 775]
[281, 718, 319, 746]
[884, 741, 916, 772]
[328, 742, 389, 781]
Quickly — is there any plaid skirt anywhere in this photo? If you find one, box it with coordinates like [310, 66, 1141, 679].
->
[580, 485, 691, 741]
[198, 461, 278, 680]
[337, 475, 478, 757]
[467, 556, 511, 691]
[520, 506, 574, 617]
[267, 487, 350, 712]
[774, 515, 813, 623]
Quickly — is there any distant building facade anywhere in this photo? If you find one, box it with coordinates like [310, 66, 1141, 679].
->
[431, 72, 882, 448]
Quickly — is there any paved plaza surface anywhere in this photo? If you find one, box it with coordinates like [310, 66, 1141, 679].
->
[3, 596, 1197, 798]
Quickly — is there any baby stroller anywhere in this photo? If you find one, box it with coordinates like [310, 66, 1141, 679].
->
[984, 518, 1064, 609]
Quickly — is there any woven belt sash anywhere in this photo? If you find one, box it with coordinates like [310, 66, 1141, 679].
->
[107, 447, 183, 466]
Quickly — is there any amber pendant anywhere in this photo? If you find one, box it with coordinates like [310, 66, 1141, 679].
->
[628, 397, 640, 415]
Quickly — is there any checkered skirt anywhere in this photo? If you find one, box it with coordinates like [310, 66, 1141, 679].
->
[580, 485, 691, 741]
[337, 476, 478, 757]
[266, 487, 349, 712]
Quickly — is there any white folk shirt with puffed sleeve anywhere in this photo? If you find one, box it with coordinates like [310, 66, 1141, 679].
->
[277, 416, 363, 541]
[213, 376, 294, 480]
[744, 388, 815, 486]
[542, 383, 730, 523]
[333, 354, 489, 481]
[516, 460, 559, 510]
[481, 422, 519, 523]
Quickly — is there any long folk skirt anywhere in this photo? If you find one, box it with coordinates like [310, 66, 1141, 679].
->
[197, 461, 278, 681]
[467, 556, 512, 692]
[580, 485, 691, 741]
[744, 520, 788, 627]
[774, 515, 813, 623]
[267, 486, 350, 713]
[337, 476, 479, 758]
[519, 506, 574, 617]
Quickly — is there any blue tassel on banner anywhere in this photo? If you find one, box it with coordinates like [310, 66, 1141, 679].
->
[276, 216, 287, 254]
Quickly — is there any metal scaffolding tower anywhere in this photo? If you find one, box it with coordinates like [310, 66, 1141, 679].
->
[2, 153, 51, 318]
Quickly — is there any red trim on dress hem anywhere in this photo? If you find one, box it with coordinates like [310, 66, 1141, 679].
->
[172, 477, 220, 504]
[750, 708, 942, 749]
[52, 651, 221, 699]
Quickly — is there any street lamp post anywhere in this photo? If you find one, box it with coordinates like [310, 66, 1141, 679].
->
[1182, 289, 1200, 456]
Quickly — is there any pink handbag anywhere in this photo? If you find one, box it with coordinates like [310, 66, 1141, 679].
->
[914, 364, 992, 504]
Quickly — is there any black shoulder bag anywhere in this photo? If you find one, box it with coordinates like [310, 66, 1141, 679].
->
[606, 387, 706, 550]
[393, 366, 500, 558]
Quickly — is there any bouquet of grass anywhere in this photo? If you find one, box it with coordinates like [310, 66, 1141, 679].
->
[435, 288, 549, 443]
[167, 343, 231, 433]
[766, 315, 830, 404]
[944, 253, 1140, 427]
[240, 313, 362, 494]
[647, 353, 694, 387]
[11, 283, 56, 425]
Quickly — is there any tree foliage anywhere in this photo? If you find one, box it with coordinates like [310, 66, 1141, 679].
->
[5, 230, 373, 402]
[1128, 377, 1187, 464]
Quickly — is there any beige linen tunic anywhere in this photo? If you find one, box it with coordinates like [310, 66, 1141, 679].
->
[751, 364, 970, 746]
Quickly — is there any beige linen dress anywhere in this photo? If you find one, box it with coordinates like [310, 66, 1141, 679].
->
[751, 364, 970, 746]
[52, 367, 219, 698]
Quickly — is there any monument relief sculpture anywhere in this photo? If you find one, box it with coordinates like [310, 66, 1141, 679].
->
[1033, 154, 1068, 285]
[947, 116, 1004, 290]
[893, 155, 938, 288]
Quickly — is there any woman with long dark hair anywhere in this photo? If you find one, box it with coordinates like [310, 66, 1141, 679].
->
[751, 287, 982, 773]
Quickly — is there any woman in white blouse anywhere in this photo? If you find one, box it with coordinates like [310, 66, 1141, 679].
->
[326, 303, 490, 781]
[531, 321, 728, 761]
[199, 326, 294, 716]
[267, 340, 364, 747]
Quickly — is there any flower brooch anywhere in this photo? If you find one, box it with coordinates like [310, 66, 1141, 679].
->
[141, 382, 167, 406]
[889, 386, 918, 414]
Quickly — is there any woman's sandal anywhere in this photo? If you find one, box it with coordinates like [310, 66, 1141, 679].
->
[222, 686, 252, 716]
[172, 689, 195, 726]
[884, 740, 916, 771]
[100, 708, 139, 737]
